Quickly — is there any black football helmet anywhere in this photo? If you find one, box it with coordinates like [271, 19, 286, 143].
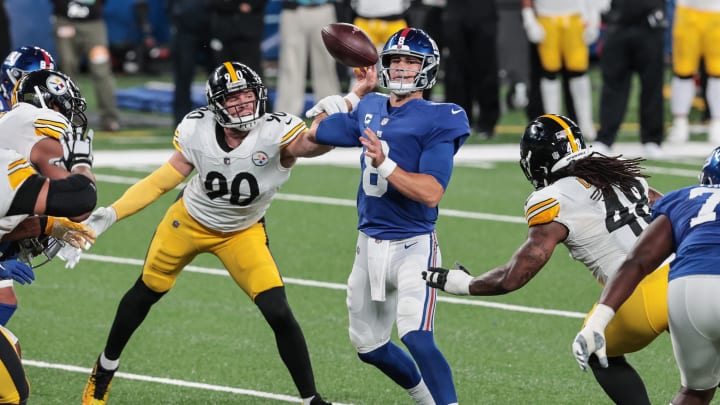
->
[12, 69, 87, 135]
[206, 61, 267, 131]
[378, 28, 440, 95]
[519, 114, 589, 190]
[700, 146, 720, 185]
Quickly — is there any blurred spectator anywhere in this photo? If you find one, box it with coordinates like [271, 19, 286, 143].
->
[594, 0, 666, 158]
[407, 0, 443, 100]
[521, 0, 599, 141]
[351, 0, 409, 50]
[0, 0, 9, 59]
[274, 0, 340, 116]
[51, 0, 121, 132]
[167, 0, 214, 126]
[443, 0, 500, 139]
[666, 1, 720, 144]
[209, 0, 267, 75]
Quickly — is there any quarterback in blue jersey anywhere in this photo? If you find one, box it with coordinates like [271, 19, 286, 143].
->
[307, 27, 469, 405]
[574, 146, 720, 405]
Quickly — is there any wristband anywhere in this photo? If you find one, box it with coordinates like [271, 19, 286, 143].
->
[376, 158, 397, 178]
[344, 92, 361, 110]
[587, 304, 615, 330]
[41, 216, 51, 235]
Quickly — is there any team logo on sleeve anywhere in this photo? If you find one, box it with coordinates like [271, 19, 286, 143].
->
[252, 151, 269, 166]
[380, 118, 389, 126]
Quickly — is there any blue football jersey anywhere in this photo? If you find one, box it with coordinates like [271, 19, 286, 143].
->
[652, 184, 720, 280]
[317, 93, 470, 239]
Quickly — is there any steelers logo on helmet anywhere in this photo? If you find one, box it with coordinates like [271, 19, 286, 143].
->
[519, 114, 588, 190]
[45, 74, 68, 95]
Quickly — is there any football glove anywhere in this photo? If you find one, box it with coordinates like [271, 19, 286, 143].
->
[522, 8, 545, 43]
[0, 259, 35, 285]
[582, 13, 601, 45]
[83, 206, 118, 237]
[48, 217, 96, 250]
[422, 261, 473, 295]
[572, 304, 615, 371]
[57, 244, 82, 269]
[56, 129, 94, 171]
[305, 95, 348, 118]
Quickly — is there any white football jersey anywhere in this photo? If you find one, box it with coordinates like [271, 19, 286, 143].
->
[0, 102, 72, 162]
[0, 149, 36, 238]
[678, 0, 720, 12]
[173, 108, 307, 232]
[534, 0, 584, 16]
[524, 176, 652, 284]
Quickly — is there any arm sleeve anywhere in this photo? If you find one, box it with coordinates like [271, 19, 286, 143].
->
[418, 141, 456, 189]
[111, 162, 187, 220]
[316, 113, 362, 147]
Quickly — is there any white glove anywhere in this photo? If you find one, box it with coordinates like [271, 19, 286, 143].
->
[48, 217, 97, 250]
[572, 304, 615, 371]
[422, 262, 473, 295]
[83, 206, 118, 238]
[57, 244, 82, 269]
[54, 129, 94, 171]
[305, 95, 348, 118]
[583, 13, 601, 45]
[522, 8, 545, 43]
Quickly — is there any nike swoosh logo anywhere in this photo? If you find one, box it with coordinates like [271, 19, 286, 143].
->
[451, 108, 463, 115]
[404, 242, 418, 249]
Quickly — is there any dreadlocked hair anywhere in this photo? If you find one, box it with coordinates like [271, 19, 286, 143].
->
[552, 153, 649, 199]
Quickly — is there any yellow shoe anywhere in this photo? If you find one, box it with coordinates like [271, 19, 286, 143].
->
[82, 358, 116, 405]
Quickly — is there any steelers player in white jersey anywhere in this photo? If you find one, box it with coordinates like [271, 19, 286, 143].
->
[667, 0, 720, 144]
[574, 147, 720, 405]
[521, 0, 600, 140]
[0, 145, 96, 405]
[0, 68, 92, 325]
[424, 114, 668, 405]
[79, 61, 375, 405]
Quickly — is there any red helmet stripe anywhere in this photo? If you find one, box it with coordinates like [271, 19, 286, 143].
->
[395, 28, 413, 48]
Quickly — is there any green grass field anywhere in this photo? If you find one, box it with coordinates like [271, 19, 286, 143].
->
[9, 156, 703, 404]
[5, 69, 712, 404]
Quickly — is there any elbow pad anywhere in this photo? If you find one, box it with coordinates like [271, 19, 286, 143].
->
[46, 175, 97, 217]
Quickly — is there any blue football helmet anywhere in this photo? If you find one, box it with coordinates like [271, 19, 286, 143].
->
[699, 146, 720, 185]
[206, 61, 267, 131]
[12, 69, 88, 135]
[1, 46, 56, 102]
[519, 114, 589, 190]
[378, 28, 440, 95]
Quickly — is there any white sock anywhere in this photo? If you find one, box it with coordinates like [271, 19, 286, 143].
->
[540, 77, 561, 114]
[569, 74, 596, 140]
[706, 77, 720, 121]
[670, 76, 695, 116]
[407, 379, 434, 405]
[99, 352, 119, 371]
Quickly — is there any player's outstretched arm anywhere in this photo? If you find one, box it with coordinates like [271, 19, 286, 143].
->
[424, 222, 567, 295]
[109, 151, 191, 221]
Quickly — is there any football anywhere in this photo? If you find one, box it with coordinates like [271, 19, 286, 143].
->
[321, 23, 378, 67]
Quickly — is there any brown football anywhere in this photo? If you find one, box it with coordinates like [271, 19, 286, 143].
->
[321, 23, 378, 67]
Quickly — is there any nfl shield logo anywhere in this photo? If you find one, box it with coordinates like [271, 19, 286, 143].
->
[224, 157, 231, 165]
